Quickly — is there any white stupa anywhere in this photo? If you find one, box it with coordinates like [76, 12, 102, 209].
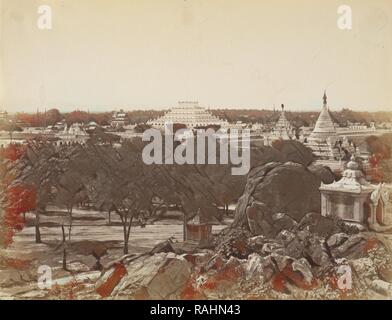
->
[306, 92, 340, 159]
[309, 91, 338, 143]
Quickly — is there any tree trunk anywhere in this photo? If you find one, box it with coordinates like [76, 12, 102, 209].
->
[123, 214, 134, 255]
[35, 209, 41, 243]
[68, 206, 73, 241]
[122, 216, 129, 255]
[183, 212, 187, 242]
[61, 224, 67, 271]
[108, 210, 111, 224]
[123, 232, 129, 255]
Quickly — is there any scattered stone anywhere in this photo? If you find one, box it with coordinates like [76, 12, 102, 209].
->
[327, 233, 349, 248]
[331, 234, 368, 260]
[370, 279, 392, 297]
[276, 230, 296, 244]
[304, 236, 331, 267]
[292, 258, 314, 286]
[379, 267, 392, 283]
[244, 253, 264, 281]
[262, 242, 284, 255]
[351, 257, 378, 282]
[247, 235, 267, 251]
[96, 253, 192, 299]
[214, 228, 253, 259]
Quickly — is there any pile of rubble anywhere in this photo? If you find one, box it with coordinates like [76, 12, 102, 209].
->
[90, 212, 392, 300]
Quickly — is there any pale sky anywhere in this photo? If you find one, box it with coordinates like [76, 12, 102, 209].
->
[1, 0, 391, 112]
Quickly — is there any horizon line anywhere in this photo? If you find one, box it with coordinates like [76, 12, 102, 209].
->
[3, 105, 392, 114]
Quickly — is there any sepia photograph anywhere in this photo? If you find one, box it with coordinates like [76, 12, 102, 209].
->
[0, 0, 392, 304]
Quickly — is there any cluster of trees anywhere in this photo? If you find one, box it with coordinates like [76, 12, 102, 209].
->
[0, 135, 245, 255]
[11, 109, 165, 128]
[1, 132, 390, 256]
[14, 109, 111, 128]
[7, 108, 392, 129]
[211, 108, 392, 128]
[366, 134, 392, 183]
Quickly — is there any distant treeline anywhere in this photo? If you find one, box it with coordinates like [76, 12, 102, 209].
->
[3, 108, 392, 129]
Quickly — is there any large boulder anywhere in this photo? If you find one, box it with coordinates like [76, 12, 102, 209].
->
[250, 140, 315, 168]
[96, 252, 192, 299]
[233, 161, 335, 236]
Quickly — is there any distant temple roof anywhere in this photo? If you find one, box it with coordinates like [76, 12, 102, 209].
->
[309, 91, 338, 143]
[147, 101, 227, 129]
[273, 104, 294, 139]
[320, 156, 373, 194]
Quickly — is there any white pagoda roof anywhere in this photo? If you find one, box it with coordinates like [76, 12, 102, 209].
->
[147, 101, 227, 129]
[320, 156, 374, 194]
[309, 92, 338, 142]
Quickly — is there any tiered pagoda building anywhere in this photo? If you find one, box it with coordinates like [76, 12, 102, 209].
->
[271, 104, 295, 140]
[147, 101, 228, 129]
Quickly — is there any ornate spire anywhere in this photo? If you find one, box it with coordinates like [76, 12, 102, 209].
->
[323, 90, 327, 107]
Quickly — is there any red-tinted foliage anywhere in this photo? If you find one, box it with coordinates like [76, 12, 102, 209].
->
[366, 154, 384, 182]
[1, 184, 37, 246]
[15, 113, 44, 127]
[48, 278, 86, 300]
[368, 153, 382, 168]
[65, 111, 90, 125]
[0, 257, 31, 270]
[0, 144, 27, 161]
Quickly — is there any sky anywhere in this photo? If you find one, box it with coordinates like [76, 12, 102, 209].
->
[1, 0, 391, 113]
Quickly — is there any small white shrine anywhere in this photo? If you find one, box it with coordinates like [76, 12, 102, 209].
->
[320, 156, 389, 228]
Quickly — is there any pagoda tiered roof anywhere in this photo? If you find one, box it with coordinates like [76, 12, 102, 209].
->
[147, 101, 227, 129]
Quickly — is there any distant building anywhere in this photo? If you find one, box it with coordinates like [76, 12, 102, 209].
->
[111, 109, 128, 128]
[86, 121, 99, 132]
[0, 110, 8, 122]
[271, 104, 295, 140]
[54, 119, 67, 131]
[56, 123, 88, 143]
[147, 101, 228, 129]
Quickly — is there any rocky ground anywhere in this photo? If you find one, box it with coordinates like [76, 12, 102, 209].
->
[1, 209, 392, 300]
[78, 213, 392, 300]
[0, 207, 230, 299]
[0, 211, 392, 299]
